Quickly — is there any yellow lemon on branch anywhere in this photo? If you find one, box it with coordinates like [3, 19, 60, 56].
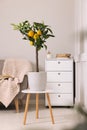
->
[29, 41, 34, 45]
[37, 30, 42, 35]
[33, 33, 39, 40]
[28, 30, 34, 37]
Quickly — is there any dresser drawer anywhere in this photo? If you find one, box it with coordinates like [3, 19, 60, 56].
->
[45, 60, 73, 71]
[47, 72, 72, 82]
[45, 94, 73, 106]
[46, 83, 73, 93]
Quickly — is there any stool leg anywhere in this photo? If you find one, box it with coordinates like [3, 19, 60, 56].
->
[14, 98, 19, 113]
[23, 94, 30, 125]
[36, 93, 39, 119]
[46, 93, 55, 124]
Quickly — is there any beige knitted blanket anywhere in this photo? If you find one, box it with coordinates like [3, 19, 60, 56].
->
[0, 59, 32, 107]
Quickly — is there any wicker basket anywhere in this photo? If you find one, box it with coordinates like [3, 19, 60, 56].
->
[56, 53, 71, 58]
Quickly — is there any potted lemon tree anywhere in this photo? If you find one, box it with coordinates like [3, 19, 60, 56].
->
[12, 21, 54, 90]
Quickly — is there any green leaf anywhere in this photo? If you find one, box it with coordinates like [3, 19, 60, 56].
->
[23, 37, 28, 40]
[11, 24, 20, 30]
[44, 44, 47, 50]
[47, 28, 53, 34]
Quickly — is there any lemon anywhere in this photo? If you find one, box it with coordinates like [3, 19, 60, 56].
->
[29, 41, 34, 45]
[33, 33, 39, 39]
[28, 30, 34, 37]
[37, 30, 42, 35]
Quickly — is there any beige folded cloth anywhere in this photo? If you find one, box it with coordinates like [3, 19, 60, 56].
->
[0, 58, 33, 107]
[0, 75, 13, 80]
[2, 58, 33, 83]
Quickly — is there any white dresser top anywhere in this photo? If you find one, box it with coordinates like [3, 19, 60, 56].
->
[45, 58, 73, 61]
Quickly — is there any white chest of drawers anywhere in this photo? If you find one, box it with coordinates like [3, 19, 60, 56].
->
[45, 58, 74, 106]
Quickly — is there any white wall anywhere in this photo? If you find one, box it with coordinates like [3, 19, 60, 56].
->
[0, 0, 75, 70]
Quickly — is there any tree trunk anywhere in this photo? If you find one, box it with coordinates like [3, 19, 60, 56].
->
[36, 47, 39, 72]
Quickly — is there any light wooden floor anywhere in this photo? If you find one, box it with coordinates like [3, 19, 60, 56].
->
[0, 104, 80, 130]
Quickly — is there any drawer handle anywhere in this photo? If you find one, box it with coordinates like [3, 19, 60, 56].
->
[58, 95, 61, 97]
[58, 61, 60, 64]
[58, 84, 61, 86]
[58, 73, 60, 75]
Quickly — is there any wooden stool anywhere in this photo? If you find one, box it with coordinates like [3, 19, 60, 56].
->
[22, 89, 55, 125]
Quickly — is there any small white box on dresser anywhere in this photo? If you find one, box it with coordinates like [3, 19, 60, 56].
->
[45, 58, 74, 106]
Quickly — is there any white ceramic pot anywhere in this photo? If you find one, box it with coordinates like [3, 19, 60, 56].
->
[28, 71, 47, 91]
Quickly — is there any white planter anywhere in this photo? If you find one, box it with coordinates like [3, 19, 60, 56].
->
[28, 72, 47, 91]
